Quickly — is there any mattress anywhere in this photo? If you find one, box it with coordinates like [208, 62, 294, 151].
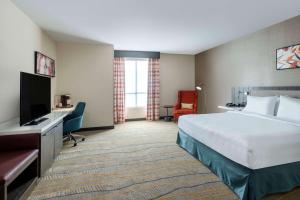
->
[178, 111, 300, 169]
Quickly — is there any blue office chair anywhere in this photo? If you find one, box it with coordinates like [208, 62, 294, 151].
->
[63, 102, 86, 147]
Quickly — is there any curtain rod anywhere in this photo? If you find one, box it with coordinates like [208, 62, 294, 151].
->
[114, 50, 160, 59]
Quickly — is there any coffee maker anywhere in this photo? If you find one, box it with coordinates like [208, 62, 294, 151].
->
[61, 95, 72, 107]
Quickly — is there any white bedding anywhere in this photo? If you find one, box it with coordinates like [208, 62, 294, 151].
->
[178, 111, 300, 169]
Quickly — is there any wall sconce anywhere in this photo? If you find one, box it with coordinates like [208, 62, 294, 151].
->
[238, 91, 249, 105]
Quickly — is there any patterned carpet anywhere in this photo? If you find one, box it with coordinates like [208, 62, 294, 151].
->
[28, 121, 299, 200]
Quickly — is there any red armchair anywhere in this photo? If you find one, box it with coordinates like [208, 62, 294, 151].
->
[173, 90, 198, 121]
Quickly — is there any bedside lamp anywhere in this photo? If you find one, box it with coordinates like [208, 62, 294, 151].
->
[196, 83, 207, 113]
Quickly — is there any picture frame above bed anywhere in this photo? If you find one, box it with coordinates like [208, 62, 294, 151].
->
[35, 51, 55, 77]
[276, 44, 300, 70]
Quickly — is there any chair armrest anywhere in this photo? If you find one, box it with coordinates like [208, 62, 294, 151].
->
[174, 103, 180, 110]
[63, 116, 83, 133]
[0, 133, 39, 152]
[191, 103, 198, 113]
[192, 107, 198, 113]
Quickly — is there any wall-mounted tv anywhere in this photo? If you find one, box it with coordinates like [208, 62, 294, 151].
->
[20, 72, 51, 126]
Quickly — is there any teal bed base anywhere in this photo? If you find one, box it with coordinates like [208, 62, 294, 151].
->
[177, 129, 300, 200]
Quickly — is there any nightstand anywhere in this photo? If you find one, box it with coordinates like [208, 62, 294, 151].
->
[163, 105, 173, 121]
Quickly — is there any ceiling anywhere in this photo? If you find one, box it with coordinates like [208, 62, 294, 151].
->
[12, 0, 300, 54]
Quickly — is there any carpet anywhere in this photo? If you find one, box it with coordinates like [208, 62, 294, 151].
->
[28, 121, 299, 200]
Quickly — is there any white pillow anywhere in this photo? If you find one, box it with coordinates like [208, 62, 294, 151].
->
[277, 96, 300, 122]
[243, 96, 277, 115]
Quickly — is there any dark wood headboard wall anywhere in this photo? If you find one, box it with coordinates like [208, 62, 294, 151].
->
[231, 86, 300, 104]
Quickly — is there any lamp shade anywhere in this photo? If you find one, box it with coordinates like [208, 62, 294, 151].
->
[196, 83, 205, 91]
[196, 86, 202, 91]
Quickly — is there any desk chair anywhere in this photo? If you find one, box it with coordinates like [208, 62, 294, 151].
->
[63, 102, 86, 147]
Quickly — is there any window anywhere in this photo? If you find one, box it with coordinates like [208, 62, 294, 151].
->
[125, 59, 148, 107]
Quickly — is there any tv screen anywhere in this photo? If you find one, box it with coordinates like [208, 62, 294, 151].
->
[20, 72, 51, 126]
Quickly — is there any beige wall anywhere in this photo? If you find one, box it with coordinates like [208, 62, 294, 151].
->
[56, 42, 114, 127]
[195, 15, 300, 114]
[0, 0, 57, 123]
[160, 53, 195, 116]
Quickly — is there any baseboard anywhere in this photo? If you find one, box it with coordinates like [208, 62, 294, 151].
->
[159, 116, 174, 120]
[125, 117, 174, 121]
[76, 126, 114, 132]
[125, 118, 146, 122]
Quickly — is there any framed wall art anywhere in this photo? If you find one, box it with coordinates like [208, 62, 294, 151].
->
[276, 44, 300, 70]
[35, 51, 55, 77]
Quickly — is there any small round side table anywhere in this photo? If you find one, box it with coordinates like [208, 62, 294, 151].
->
[163, 105, 173, 122]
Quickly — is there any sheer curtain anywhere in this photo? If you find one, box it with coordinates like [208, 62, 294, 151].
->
[146, 58, 160, 120]
[113, 57, 125, 123]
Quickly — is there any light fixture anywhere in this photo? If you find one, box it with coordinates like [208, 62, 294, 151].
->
[196, 83, 206, 91]
[238, 91, 250, 95]
[195, 83, 207, 113]
[196, 86, 202, 91]
[237, 90, 250, 105]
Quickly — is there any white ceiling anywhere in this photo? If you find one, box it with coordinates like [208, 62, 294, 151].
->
[12, 0, 300, 54]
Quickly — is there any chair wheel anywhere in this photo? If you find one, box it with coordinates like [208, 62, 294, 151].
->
[82, 138, 85, 141]
[73, 143, 77, 147]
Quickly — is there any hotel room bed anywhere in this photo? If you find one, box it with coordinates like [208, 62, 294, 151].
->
[177, 111, 300, 200]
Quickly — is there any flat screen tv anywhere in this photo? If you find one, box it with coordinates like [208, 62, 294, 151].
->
[20, 72, 51, 126]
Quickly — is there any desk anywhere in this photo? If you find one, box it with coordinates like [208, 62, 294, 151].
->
[0, 111, 71, 176]
[53, 107, 74, 113]
[0, 112, 69, 135]
[217, 105, 244, 111]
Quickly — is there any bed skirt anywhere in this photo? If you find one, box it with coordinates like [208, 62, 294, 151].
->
[176, 129, 300, 200]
